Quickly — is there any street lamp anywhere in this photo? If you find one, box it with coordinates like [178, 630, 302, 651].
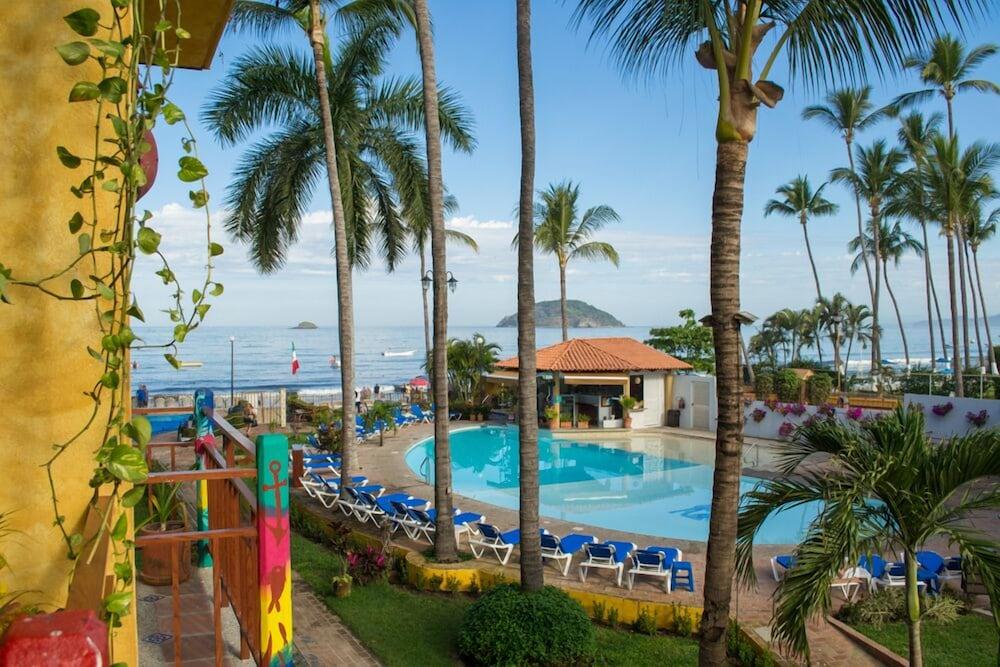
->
[229, 336, 235, 405]
[831, 314, 844, 393]
[422, 270, 459, 294]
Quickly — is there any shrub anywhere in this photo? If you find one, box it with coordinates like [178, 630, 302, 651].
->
[923, 591, 966, 624]
[754, 372, 774, 397]
[289, 499, 351, 553]
[837, 588, 905, 627]
[774, 369, 801, 402]
[457, 584, 595, 666]
[807, 373, 832, 405]
[728, 620, 776, 667]
[633, 605, 658, 636]
[346, 546, 387, 584]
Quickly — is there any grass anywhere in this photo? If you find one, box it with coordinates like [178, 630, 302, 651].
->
[290, 532, 699, 666]
[850, 613, 998, 667]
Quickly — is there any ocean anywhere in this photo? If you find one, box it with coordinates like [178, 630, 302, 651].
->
[131, 322, 973, 396]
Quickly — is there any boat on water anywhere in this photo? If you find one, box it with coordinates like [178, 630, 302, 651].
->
[178, 361, 204, 369]
[382, 350, 415, 358]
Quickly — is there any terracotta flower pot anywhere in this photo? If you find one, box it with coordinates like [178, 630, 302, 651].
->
[560, 421, 573, 429]
[623, 417, 633, 429]
[138, 521, 192, 586]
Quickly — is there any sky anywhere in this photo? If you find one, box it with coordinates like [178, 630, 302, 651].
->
[134, 3, 1000, 331]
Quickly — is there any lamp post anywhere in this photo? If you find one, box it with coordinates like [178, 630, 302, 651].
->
[831, 314, 844, 393]
[422, 270, 458, 294]
[229, 336, 235, 405]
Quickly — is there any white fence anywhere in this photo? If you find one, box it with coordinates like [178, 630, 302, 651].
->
[145, 389, 287, 427]
[903, 393, 999, 439]
[742, 400, 885, 441]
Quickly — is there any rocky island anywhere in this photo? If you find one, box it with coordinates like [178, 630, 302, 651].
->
[292, 321, 318, 330]
[497, 300, 624, 328]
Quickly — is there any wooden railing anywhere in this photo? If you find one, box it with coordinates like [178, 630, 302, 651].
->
[134, 407, 290, 666]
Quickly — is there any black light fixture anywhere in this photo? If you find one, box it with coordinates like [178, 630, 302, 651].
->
[447, 273, 458, 294]
[421, 271, 432, 292]
[422, 270, 459, 294]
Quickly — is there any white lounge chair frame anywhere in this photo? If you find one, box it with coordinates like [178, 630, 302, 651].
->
[469, 527, 516, 565]
[627, 550, 679, 592]
[579, 544, 632, 587]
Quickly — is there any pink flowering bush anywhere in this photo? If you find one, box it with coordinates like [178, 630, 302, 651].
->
[751, 408, 767, 423]
[778, 422, 795, 438]
[846, 407, 864, 421]
[966, 410, 989, 428]
[347, 546, 388, 584]
[788, 403, 807, 417]
[932, 402, 954, 417]
[817, 403, 836, 417]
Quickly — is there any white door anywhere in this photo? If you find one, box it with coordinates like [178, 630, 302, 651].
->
[692, 381, 710, 430]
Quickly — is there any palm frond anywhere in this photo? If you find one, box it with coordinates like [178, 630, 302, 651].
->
[570, 241, 620, 266]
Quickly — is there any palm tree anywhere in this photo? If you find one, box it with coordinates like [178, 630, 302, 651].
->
[515, 0, 543, 593]
[850, 222, 923, 366]
[889, 111, 948, 371]
[736, 407, 1000, 666]
[968, 204, 998, 373]
[446, 335, 501, 403]
[763, 176, 838, 301]
[843, 303, 873, 378]
[815, 293, 850, 390]
[925, 137, 1000, 395]
[572, 3, 980, 661]
[519, 182, 621, 341]
[893, 35, 1000, 371]
[803, 88, 887, 321]
[831, 140, 906, 372]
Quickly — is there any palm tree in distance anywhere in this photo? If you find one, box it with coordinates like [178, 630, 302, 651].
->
[893, 36, 1000, 373]
[843, 303, 874, 375]
[967, 204, 998, 373]
[516, 182, 621, 341]
[763, 176, 838, 301]
[571, 3, 980, 660]
[736, 407, 1000, 666]
[888, 111, 948, 371]
[515, 0, 543, 593]
[803, 88, 888, 327]
[816, 293, 851, 388]
[831, 139, 906, 373]
[850, 221, 923, 367]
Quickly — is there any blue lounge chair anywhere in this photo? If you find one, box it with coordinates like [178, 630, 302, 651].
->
[393, 408, 417, 428]
[541, 533, 598, 576]
[770, 554, 797, 581]
[579, 541, 636, 587]
[628, 546, 682, 591]
[410, 405, 432, 423]
[302, 473, 379, 509]
[404, 507, 485, 544]
[916, 550, 962, 589]
[353, 489, 426, 524]
[469, 524, 548, 565]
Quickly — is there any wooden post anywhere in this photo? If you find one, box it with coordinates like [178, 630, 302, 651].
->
[291, 447, 304, 488]
[255, 434, 292, 666]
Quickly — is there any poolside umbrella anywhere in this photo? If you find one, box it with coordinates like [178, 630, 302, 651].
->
[409, 376, 429, 389]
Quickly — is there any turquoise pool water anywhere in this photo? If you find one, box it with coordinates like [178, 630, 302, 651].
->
[404, 426, 819, 545]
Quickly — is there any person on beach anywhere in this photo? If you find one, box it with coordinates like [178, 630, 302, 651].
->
[374, 384, 380, 398]
[243, 401, 258, 427]
[136, 384, 148, 408]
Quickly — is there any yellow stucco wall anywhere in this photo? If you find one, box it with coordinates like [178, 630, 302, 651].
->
[0, 3, 136, 662]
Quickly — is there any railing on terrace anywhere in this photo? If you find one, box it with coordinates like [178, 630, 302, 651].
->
[134, 407, 292, 666]
[143, 389, 287, 427]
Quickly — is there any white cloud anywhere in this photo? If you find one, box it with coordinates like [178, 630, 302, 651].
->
[447, 215, 513, 230]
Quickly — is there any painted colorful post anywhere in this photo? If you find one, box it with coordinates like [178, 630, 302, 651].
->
[256, 433, 292, 666]
[192, 388, 214, 568]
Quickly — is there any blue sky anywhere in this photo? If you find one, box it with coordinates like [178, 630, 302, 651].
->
[134, 3, 1000, 330]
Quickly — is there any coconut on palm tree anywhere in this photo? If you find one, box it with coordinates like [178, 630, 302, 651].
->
[572, 3, 980, 660]
[517, 182, 621, 341]
[850, 221, 923, 367]
[515, 0, 543, 593]
[736, 406, 1000, 666]
[763, 176, 838, 301]
[831, 139, 907, 372]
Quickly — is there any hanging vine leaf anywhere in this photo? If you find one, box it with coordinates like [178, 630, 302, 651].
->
[68, 212, 84, 233]
[163, 102, 185, 125]
[107, 446, 147, 484]
[70, 279, 85, 299]
[136, 227, 161, 255]
[98, 76, 127, 103]
[177, 156, 208, 182]
[164, 354, 181, 369]
[57, 146, 82, 169]
[63, 8, 100, 37]
[69, 81, 100, 102]
[56, 41, 91, 65]
[209, 242, 223, 257]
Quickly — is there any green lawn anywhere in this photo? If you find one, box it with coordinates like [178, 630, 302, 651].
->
[290, 532, 699, 666]
[851, 614, 998, 667]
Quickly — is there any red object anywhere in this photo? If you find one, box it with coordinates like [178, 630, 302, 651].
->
[409, 376, 429, 389]
[291, 343, 300, 375]
[137, 129, 158, 200]
[0, 610, 108, 667]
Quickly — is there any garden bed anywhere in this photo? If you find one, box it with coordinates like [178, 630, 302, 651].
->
[847, 613, 997, 667]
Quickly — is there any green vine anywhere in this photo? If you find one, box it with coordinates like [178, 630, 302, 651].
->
[0, 0, 220, 638]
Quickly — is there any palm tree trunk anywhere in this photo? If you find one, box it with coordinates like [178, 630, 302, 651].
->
[965, 242, 984, 368]
[559, 258, 569, 342]
[883, 259, 910, 367]
[845, 332, 855, 379]
[957, 222, 971, 369]
[801, 221, 822, 301]
[308, 1, 356, 481]
[905, 552, 925, 667]
[846, 141, 877, 370]
[420, 246, 431, 367]
[699, 140, 748, 665]
[413, 0, 458, 562]
[973, 248, 997, 374]
[946, 231, 965, 396]
[931, 271, 948, 362]
[919, 220, 937, 373]
[871, 213, 882, 373]
[515, 0, 543, 593]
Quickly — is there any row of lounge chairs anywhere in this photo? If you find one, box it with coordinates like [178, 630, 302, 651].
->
[298, 450, 696, 593]
[771, 550, 963, 600]
[354, 404, 460, 441]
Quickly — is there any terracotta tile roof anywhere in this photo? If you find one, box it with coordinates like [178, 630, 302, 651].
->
[495, 337, 692, 373]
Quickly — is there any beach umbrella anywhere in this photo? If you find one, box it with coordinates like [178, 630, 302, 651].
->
[409, 376, 430, 389]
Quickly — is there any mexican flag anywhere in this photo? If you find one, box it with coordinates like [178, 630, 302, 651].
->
[291, 343, 300, 375]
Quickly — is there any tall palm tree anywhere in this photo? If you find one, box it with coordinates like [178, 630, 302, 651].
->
[573, 3, 980, 661]
[843, 303, 874, 377]
[816, 293, 851, 389]
[850, 222, 923, 366]
[968, 204, 998, 373]
[925, 136, 1000, 395]
[831, 140, 906, 372]
[516, 0, 543, 593]
[518, 182, 621, 341]
[889, 111, 948, 371]
[893, 35, 1000, 370]
[803, 87, 887, 323]
[736, 407, 1000, 666]
[763, 176, 838, 301]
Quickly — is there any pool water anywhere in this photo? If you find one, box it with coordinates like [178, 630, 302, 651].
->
[404, 426, 819, 545]
[145, 413, 190, 435]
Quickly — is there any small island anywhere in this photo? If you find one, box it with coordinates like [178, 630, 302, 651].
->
[292, 321, 318, 330]
[497, 300, 624, 328]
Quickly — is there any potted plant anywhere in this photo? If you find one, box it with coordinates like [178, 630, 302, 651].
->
[138, 481, 191, 586]
[578, 414, 591, 429]
[619, 395, 638, 429]
[332, 560, 353, 598]
[544, 405, 560, 429]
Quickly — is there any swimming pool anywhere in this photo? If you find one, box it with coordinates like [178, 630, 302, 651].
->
[404, 426, 819, 545]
